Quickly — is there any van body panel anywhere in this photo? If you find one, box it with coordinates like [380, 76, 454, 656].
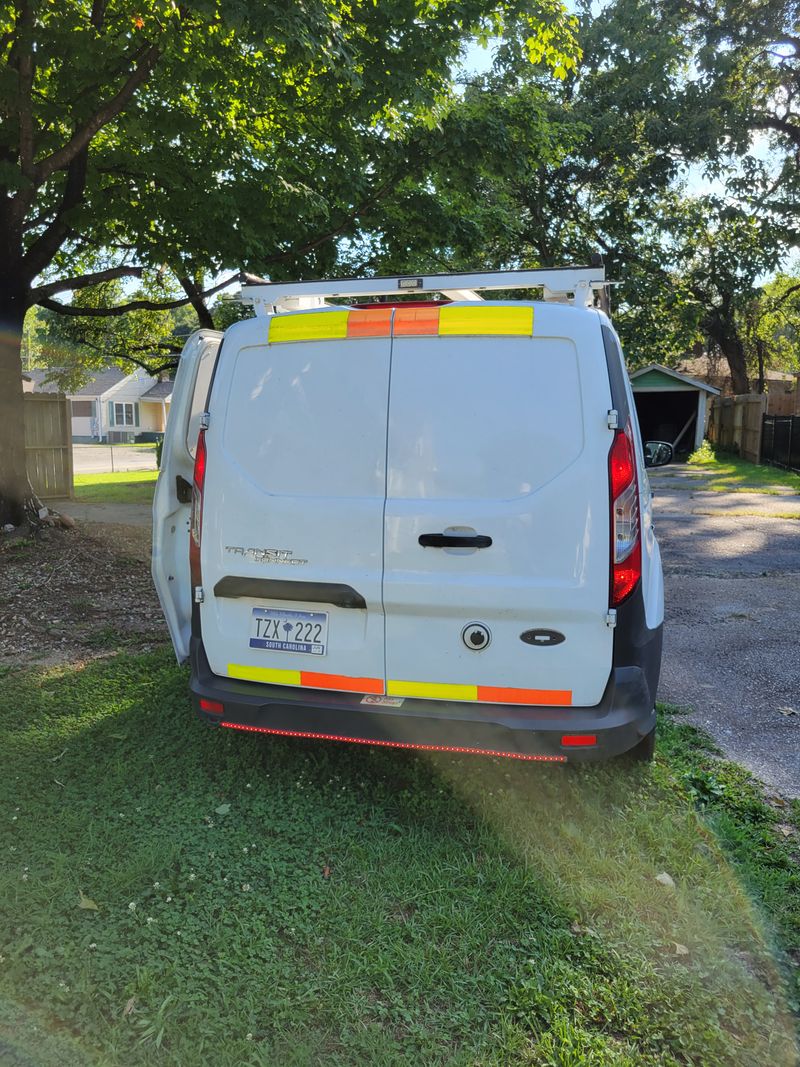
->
[198, 329, 391, 690]
[152, 330, 223, 662]
[383, 309, 614, 706]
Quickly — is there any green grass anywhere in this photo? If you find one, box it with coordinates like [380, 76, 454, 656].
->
[0, 653, 797, 1066]
[687, 442, 800, 494]
[74, 470, 158, 504]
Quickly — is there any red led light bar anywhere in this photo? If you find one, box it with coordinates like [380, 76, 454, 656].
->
[220, 722, 567, 762]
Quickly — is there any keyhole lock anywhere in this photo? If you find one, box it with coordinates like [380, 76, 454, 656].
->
[462, 622, 491, 651]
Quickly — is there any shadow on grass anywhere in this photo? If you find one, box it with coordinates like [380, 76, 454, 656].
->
[0, 651, 797, 1066]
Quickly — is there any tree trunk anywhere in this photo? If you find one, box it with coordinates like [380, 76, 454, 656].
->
[0, 284, 32, 526]
[755, 339, 766, 394]
[720, 333, 751, 396]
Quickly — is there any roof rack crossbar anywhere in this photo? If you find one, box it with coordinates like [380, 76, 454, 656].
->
[238, 266, 608, 315]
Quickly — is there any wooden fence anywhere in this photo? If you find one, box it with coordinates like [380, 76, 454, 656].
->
[707, 393, 766, 464]
[765, 388, 800, 417]
[24, 393, 74, 499]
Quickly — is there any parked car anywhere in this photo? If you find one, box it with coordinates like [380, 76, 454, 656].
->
[153, 267, 670, 763]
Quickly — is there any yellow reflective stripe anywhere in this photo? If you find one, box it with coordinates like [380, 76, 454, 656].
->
[438, 305, 534, 337]
[228, 664, 301, 686]
[387, 679, 479, 701]
[268, 310, 349, 343]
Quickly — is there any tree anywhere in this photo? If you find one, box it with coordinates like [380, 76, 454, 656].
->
[355, 0, 798, 390]
[0, 0, 578, 524]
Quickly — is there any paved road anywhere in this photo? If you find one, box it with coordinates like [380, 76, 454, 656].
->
[652, 466, 800, 797]
[73, 443, 157, 474]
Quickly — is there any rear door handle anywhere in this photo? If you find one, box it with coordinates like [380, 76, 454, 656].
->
[418, 533, 492, 549]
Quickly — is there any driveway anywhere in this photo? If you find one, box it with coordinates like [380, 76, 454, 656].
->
[652, 465, 800, 797]
[73, 443, 157, 474]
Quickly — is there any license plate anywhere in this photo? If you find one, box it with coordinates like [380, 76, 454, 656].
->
[249, 608, 328, 655]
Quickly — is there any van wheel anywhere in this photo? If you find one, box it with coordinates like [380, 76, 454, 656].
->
[621, 728, 656, 764]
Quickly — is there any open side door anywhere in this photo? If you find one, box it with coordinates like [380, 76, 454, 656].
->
[152, 330, 223, 662]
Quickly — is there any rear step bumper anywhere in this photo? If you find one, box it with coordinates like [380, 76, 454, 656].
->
[189, 638, 657, 762]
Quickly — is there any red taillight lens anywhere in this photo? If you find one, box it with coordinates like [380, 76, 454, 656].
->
[609, 427, 635, 498]
[609, 423, 641, 606]
[199, 698, 224, 714]
[189, 429, 206, 588]
[561, 734, 598, 747]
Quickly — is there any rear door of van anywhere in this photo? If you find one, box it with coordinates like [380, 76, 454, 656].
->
[383, 303, 614, 709]
[152, 329, 223, 662]
[197, 310, 391, 695]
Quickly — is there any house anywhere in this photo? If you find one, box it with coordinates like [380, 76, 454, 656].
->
[25, 366, 173, 442]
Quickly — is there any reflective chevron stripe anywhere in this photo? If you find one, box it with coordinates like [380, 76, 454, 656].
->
[228, 664, 572, 706]
[267, 305, 535, 342]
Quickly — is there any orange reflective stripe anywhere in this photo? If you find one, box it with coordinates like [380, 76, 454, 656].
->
[394, 306, 440, 335]
[476, 685, 572, 706]
[300, 671, 384, 695]
[347, 308, 392, 338]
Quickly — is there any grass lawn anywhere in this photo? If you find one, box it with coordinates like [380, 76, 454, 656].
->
[687, 443, 800, 494]
[0, 651, 798, 1065]
[74, 471, 159, 505]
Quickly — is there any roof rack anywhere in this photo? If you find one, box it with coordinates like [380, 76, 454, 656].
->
[238, 265, 609, 315]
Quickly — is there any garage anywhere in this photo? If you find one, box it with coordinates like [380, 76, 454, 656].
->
[630, 364, 720, 460]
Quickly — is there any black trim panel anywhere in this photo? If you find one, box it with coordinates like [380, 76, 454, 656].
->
[601, 324, 630, 425]
[212, 576, 367, 609]
[612, 583, 663, 708]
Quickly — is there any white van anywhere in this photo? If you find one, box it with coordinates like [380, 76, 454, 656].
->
[153, 267, 670, 763]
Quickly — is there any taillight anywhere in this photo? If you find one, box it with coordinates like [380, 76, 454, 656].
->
[189, 428, 206, 589]
[609, 422, 641, 606]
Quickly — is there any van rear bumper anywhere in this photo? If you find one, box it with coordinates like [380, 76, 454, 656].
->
[188, 638, 657, 762]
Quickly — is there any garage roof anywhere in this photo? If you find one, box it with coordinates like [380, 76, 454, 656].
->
[630, 363, 721, 395]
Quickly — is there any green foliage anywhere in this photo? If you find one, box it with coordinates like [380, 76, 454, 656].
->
[2, 0, 579, 295]
[751, 273, 800, 376]
[210, 292, 255, 331]
[688, 439, 717, 465]
[0, 651, 797, 1064]
[30, 277, 197, 387]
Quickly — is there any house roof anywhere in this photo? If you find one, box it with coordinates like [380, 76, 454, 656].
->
[629, 363, 721, 395]
[678, 355, 798, 382]
[24, 368, 63, 393]
[140, 380, 173, 400]
[72, 366, 128, 396]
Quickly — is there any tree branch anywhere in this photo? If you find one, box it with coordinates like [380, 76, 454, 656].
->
[21, 148, 90, 278]
[261, 180, 395, 265]
[29, 265, 145, 301]
[178, 274, 215, 329]
[35, 272, 239, 316]
[750, 114, 800, 147]
[17, 0, 34, 180]
[32, 41, 161, 187]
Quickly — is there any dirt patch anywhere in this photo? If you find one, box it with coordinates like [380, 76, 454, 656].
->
[0, 522, 169, 667]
